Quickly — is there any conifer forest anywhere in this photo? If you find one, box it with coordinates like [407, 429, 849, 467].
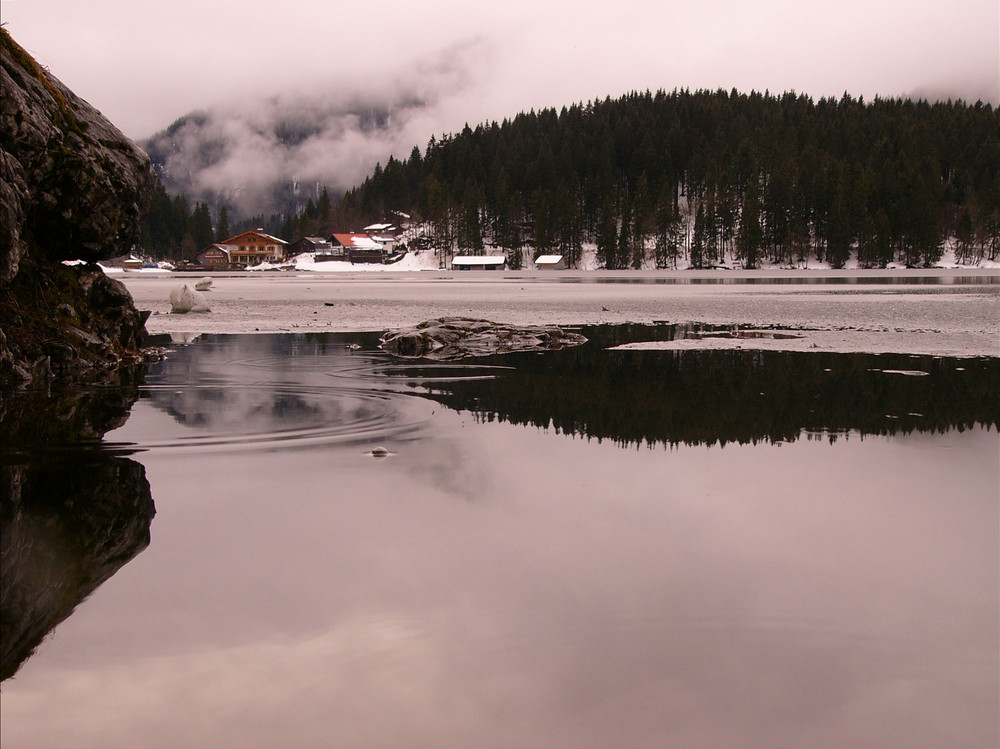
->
[143, 89, 1000, 270]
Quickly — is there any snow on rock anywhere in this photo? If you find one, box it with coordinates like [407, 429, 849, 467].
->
[169, 284, 211, 313]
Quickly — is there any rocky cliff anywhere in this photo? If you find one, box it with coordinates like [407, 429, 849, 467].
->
[0, 29, 155, 384]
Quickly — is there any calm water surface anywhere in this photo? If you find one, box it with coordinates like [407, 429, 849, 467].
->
[1, 325, 997, 748]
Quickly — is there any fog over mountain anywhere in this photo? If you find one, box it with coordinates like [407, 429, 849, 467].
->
[143, 40, 493, 219]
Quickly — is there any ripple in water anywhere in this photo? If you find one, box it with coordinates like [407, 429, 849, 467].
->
[101, 338, 508, 455]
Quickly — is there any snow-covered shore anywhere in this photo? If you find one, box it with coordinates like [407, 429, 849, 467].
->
[118, 267, 1000, 359]
[99, 241, 1000, 277]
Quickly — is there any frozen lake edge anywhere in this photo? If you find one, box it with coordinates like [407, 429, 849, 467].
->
[119, 269, 1000, 358]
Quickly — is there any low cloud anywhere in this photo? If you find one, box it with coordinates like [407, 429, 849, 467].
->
[144, 38, 495, 218]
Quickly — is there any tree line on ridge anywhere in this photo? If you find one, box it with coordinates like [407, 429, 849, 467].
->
[141, 88, 1000, 269]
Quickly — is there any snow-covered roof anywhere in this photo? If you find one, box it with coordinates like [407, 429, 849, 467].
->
[535, 255, 564, 264]
[331, 233, 382, 250]
[220, 230, 287, 245]
[452, 256, 506, 266]
[363, 223, 395, 232]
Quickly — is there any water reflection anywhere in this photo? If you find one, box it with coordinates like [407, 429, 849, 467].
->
[416, 324, 1000, 447]
[556, 274, 999, 285]
[109, 333, 473, 453]
[1, 382, 154, 681]
[122, 327, 1000, 452]
[1, 328, 996, 748]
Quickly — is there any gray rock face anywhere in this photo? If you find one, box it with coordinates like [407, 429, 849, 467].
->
[0, 30, 156, 384]
[0, 30, 154, 279]
[380, 317, 588, 360]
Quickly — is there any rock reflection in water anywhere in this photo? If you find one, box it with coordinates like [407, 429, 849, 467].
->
[0, 382, 154, 681]
[0, 327, 996, 748]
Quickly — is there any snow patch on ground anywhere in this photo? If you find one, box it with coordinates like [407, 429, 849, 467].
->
[94, 237, 999, 275]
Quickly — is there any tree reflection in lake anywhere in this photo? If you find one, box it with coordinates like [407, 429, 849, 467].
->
[415, 323, 1000, 447]
[129, 325, 999, 450]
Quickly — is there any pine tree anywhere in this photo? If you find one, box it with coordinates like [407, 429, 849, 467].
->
[216, 205, 232, 241]
[690, 203, 708, 269]
[316, 187, 331, 229]
[736, 181, 764, 269]
[596, 196, 618, 269]
[654, 186, 682, 269]
[188, 202, 215, 254]
[458, 179, 484, 253]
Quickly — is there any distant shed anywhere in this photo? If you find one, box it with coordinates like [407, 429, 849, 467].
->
[452, 256, 506, 271]
[329, 233, 386, 264]
[535, 254, 566, 270]
[288, 236, 335, 258]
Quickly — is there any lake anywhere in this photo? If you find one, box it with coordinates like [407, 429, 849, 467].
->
[1, 276, 998, 748]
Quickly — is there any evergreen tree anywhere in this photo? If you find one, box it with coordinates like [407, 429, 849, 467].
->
[316, 187, 332, 230]
[690, 203, 708, 269]
[596, 196, 619, 269]
[186, 202, 215, 253]
[654, 186, 683, 268]
[216, 205, 232, 241]
[736, 181, 764, 269]
[458, 180, 484, 253]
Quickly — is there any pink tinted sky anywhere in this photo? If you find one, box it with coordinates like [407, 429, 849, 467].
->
[3, 0, 998, 140]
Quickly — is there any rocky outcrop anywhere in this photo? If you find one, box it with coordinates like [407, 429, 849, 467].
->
[0, 29, 155, 384]
[380, 317, 588, 360]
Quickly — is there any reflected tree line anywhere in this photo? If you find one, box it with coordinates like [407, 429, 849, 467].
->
[416, 325, 1000, 448]
[140, 329, 1000, 449]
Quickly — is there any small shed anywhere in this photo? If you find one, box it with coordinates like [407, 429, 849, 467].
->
[329, 233, 386, 263]
[288, 236, 335, 258]
[452, 256, 506, 271]
[535, 254, 566, 270]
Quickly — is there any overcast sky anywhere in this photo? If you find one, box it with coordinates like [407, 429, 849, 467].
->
[5, 0, 998, 142]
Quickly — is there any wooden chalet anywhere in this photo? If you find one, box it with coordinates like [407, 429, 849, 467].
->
[218, 230, 287, 265]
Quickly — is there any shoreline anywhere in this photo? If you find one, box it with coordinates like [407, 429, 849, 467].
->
[118, 269, 1000, 359]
